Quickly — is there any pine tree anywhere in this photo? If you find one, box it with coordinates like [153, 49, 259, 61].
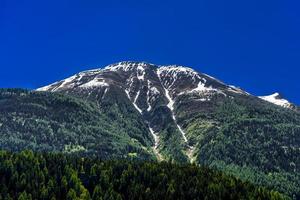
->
[66, 189, 77, 200]
[18, 191, 32, 200]
[92, 185, 103, 200]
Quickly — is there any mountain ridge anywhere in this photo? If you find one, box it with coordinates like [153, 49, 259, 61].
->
[37, 61, 296, 108]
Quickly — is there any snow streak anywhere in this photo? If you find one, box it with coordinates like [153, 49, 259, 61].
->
[148, 126, 163, 161]
[157, 69, 195, 162]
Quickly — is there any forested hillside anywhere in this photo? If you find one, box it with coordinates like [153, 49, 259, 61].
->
[177, 93, 300, 198]
[0, 89, 155, 160]
[0, 151, 287, 200]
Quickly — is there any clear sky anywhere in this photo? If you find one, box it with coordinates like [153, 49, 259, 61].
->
[1, 0, 299, 104]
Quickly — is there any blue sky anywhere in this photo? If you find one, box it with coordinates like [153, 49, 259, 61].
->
[1, 0, 299, 104]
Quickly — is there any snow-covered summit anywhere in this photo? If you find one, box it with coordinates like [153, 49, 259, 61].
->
[259, 93, 294, 108]
[36, 61, 251, 99]
[36, 61, 296, 110]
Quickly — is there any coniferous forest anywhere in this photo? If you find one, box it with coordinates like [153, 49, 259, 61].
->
[0, 151, 287, 200]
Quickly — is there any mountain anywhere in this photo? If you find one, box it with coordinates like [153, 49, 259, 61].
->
[36, 61, 254, 162]
[0, 61, 299, 198]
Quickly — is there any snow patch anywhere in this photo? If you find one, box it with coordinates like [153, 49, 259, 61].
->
[228, 85, 250, 95]
[37, 75, 78, 92]
[102, 88, 109, 99]
[137, 65, 146, 81]
[186, 146, 196, 163]
[259, 93, 292, 108]
[146, 82, 152, 112]
[125, 89, 131, 99]
[133, 90, 142, 114]
[146, 80, 160, 112]
[79, 78, 108, 88]
[176, 122, 188, 143]
[57, 75, 77, 89]
[148, 126, 163, 160]
[176, 80, 226, 101]
[36, 84, 56, 92]
[163, 87, 175, 111]
[191, 81, 214, 93]
[190, 80, 228, 97]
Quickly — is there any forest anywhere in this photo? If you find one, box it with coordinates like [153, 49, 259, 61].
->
[0, 151, 287, 200]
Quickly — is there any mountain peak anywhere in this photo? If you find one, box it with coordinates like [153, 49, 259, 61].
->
[158, 65, 198, 75]
[259, 92, 294, 108]
[104, 61, 156, 72]
[270, 92, 283, 99]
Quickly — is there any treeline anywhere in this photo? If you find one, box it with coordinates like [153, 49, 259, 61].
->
[0, 151, 286, 200]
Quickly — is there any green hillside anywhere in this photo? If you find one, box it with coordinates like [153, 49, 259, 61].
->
[0, 89, 154, 160]
[176, 93, 300, 197]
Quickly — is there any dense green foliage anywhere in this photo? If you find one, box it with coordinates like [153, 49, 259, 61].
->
[0, 151, 287, 200]
[0, 89, 154, 160]
[177, 93, 300, 198]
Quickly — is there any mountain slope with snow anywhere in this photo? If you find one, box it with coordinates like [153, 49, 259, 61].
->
[37, 61, 260, 162]
[36, 62, 299, 163]
[3, 61, 299, 197]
